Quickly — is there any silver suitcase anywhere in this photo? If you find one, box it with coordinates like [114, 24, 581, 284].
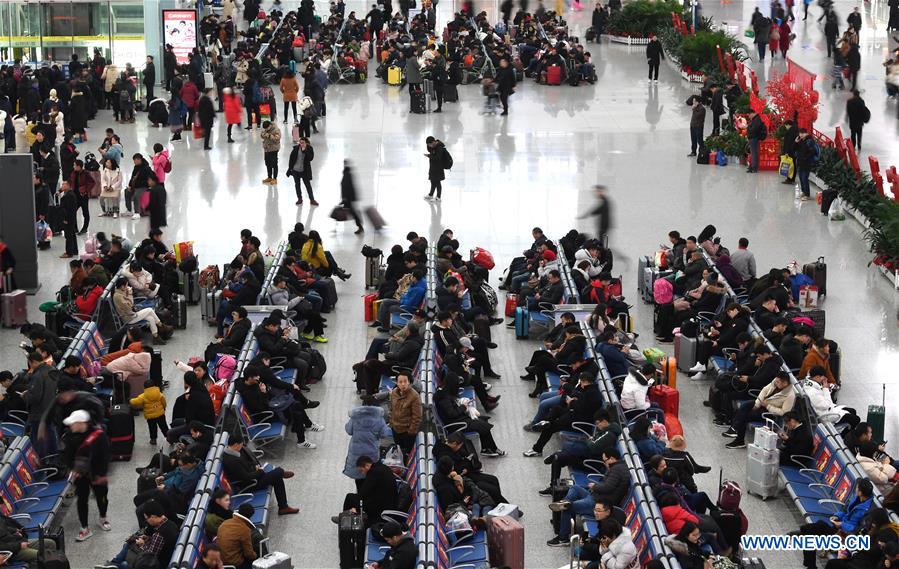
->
[747, 443, 779, 499]
[200, 289, 221, 326]
[252, 552, 292, 569]
[675, 334, 698, 371]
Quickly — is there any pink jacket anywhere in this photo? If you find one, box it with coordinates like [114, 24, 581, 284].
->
[106, 351, 151, 381]
[152, 151, 169, 183]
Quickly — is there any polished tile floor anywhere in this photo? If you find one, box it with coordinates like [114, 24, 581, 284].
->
[0, 1, 897, 567]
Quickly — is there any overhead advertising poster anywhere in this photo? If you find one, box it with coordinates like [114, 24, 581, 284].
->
[162, 10, 197, 65]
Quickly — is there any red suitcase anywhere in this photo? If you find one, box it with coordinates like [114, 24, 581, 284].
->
[546, 65, 562, 85]
[504, 294, 517, 317]
[649, 384, 680, 417]
[1, 289, 27, 328]
[363, 293, 377, 322]
[487, 515, 524, 569]
[665, 415, 684, 438]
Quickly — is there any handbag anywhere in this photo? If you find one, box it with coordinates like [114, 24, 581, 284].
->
[779, 154, 794, 178]
[329, 206, 350, 222]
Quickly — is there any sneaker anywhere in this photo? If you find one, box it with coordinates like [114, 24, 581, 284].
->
[548, 500, 571, 512]
[725, 440, 747, 449]
[434, 197, 441, 201]
[296, 441, 317, 449]
[523, 423, 535, 432]
[722, 428, 738, 438]
[547, 536, 568, 547]
[112, 212, 118, 218]
[76, 527, 93, 541]
[713, 418, 731, 427]
[423, 195, 433, 201]
[538, 486, 553, 496]
[522, 449, 542, 457]
[533, 420, 550, 430]
[309, 423, 325, 432]
[302, 332, 314, 340]
[149, 439, 157, 446]
[131, 213, 140, 220]
[484, 383, 492, 392]
[312, 335, 328, 343]
[95, 564, 118, 569]
[481, 448, 506, 457]
[688, 362, 706, 373]
[99, 519, 112, 531]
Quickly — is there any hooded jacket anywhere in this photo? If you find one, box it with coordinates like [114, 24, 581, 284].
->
[599, 526, 639, 569]
[107, 350, 151, 382]
[620, 372, 650, 411]
[130, 385, 166, 419]
[343, 406, 392, 479]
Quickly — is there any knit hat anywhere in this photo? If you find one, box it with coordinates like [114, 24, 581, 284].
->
[542, 249, 557, 261]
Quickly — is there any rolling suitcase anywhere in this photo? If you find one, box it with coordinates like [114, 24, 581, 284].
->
[337, 511, 365, 569]
[649, 384, 679, 417]
[387, 66, 402, 85]
[746, 444, 779, 499]
[320, 277, 338, 310]
[252, 552, 292, 569]
[150, 349, 163, 385]
[637, 256, 650, 302]
[109, 378, 135, 461]
[444, 82, 459, 102]
[364, 206, 386, 230]
[364, 255, 382, 289]
[659, 356, 677, 388]
[487, 515, 524, 569]
[173, 294, 187, 329]
[551, 479, 573, 534]
[802, 256, 827, 297]
[410, 88, 426, 114]
[675, 334, 697, 372]
[546, 65, 562, 85]
[868, 383, 886, 442]
[181, 269, 200, 304]
[514, 306, 529, 339]
[363, 293, 378, 321]
[504, 294, 517, 317]
[1, 289, 27, 327]
[201, 289, 221, 325]
[804, 308, 825, 337]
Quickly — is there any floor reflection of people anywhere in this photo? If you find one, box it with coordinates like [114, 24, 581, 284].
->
[645, 83, 662, 129]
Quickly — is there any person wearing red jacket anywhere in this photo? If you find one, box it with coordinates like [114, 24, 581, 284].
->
[74, 278, 103, 316]
[179, 78, 200, 128]
[68, 159, 96, 234]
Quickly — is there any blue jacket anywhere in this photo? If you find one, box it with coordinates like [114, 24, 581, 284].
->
[343, 406, 392, 479]
[400, 279, 427, 309]
[836, 497, 873, 533]
[597, 342, 631, 379]
[164, 464, 202, 494]
[634, 435, 667, 462]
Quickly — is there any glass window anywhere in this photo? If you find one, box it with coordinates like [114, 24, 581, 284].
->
[41, 2, 74, 62]
[110, 2, 145, 69]
[9, 2, 42, 62]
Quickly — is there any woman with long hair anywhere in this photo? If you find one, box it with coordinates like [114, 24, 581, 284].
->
[300, 230, 351, 280]
[99, 157, 122, 217]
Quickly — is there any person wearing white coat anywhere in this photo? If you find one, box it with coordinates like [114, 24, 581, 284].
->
[13, 114, 27, 153]
[99, 158, 123, 217]
[620, 367, 651, 413]
[598, 522, 639, 569]
[801, 369, 860, 429]
[857, 443, 899, 494]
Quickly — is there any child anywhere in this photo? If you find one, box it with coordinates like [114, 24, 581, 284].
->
[129, 379, 169, 445]
[481, 78, 499, 115]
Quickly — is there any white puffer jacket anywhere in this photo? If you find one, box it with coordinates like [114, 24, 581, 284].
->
[620, 372, 650, 412]
[857, 454, 897, 493]
[600, 527, 639, 569]
[800, 378, 848, 422]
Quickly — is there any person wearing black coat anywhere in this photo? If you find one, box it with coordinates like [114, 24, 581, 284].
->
[39, 148, 60, 194]
[147, 174, 167, 230]
[780, 411, 814, 466]
[495, 58, 516, 116]
[251, 319, 312, 383]
[709, 84, 725, 135]
[163, 47, 177, 92]
[59, 182, 79, 257]
[780, 119, 800, 183]
[340, 161, 364, 233]
[204, 306, 252, 361]
[525, 373, 602, 455]
[434, 373, 505, 456]
[287, 138, 316, 205]
[431, 61, 448, 113]
[846, 89, 869, 151]
[165, 372, 216, 444]
[197, 89, 216, 150]
[143, 56, 156, 105]
[646, 35, 664, 81]
[433, 433, 508, 504]
[425, 136, 447, 200]
[61, 410, 110, 537]
[847, 44, 862, 89]
[746, 110, 766, 173]
[524, 326, 588, 396]
[372, 523, 417, 569]
[338, 456, 398, 526]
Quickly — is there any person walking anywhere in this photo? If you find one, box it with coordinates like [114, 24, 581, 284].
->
[746, 109, 767, 173]
[646, 34, 664, 82]
[424, 136, 449, 201]
[794, 128, 818, 200]
[279, 70, 300, 123]
[847, 43, 862, 90]
[143, 55, 155, 108]
[686, 95, 706, 157]
[824, 14, 839, 57]
[495, 58, 516, 116]
[59, 181, 79, 258]
[779, 19, 792, 58]
[61, 409, 111, 542]
[168, 96, 185, 142]
[340, 160, 364, 235]
[222, 87, 243, 143]
[753, 14, 772, 61]
[579, 185, 613, 245]
[260, 121, 281, 185]
[846, 89, 870, 151]
[286, 137, 317, 206]
[197, 88, 215, 150]
[68, 159, 96, 234]
[710, 84, 725, 135]
[147, 173, 167, 229]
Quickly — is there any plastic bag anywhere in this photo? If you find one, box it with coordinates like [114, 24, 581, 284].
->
[382, 444, 404, 475]
[829, 197, 844, 219]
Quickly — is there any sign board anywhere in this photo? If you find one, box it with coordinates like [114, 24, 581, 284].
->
[162, 10, 197, 65]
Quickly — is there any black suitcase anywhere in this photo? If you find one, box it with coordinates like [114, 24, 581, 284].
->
[802, 256, 827, 297]
[338, 511, 365, 569]
[173, 294, 187, 329]
[444, 83, 459, 102]
[820, 189, 838, 215]
[181, 270, 200, 305]
[585, 26, 597, 42]
[37, 525, 71, 569]
[150, 349, 163, 385]
[410, 89, 426, 114]
[805, 308, 825, 337]
[109, 377, 135, 461]
[46, 206, 65, 235]
[321, 277, 338, 310]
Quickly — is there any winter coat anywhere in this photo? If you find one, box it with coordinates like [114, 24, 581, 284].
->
[664, 535, 708, 569]
[846, 96, 868, 128]
[152, 151, 170, 184]
[343, 406, 392, 479]
[130, 385, 167, 419]
[801, 379, 849, 422]
[661, 504, 700, 535]
[180, 81, 200, 110]
[404, 58, 422, 84]
[428, 141, 446, 181]
[857, 455, 897, 493]
[26, 363, 58, 423]
[754, 380, 796, 416]
[102, 65, 119, 92]
[389, 386, 422, 435]
[74, 285, 104, 315]
[224, 92, 243, 125]
[100, 167, 123, 199]
[341, 167, 358, 203]
[620, 373, 650, 411]
[261, 123, 281, 153]
[300, 241, 328, 269]
[287, 144, 314, 181]
[107, 351, 151, 382]
[279, 76, 300, 102]
[599, 527, 639, 569]
[198, 94, 216, 129]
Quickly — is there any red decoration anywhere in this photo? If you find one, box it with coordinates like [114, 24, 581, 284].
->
[835, 127, 847, 160]
[870, 156, 885, 197]
[887, 167, 899, 202]
[764, 71, 820, 131]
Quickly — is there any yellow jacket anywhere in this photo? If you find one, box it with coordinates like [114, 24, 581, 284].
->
[130, 385, 166, 419]
[301, 240, 329, 269]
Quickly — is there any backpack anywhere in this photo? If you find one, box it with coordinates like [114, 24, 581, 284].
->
[215, 354, 238, 381]
[308, 348, 327, 380]
[84, 152, 100, 172]
[718, 479, 743, 510]
[442, 148, 453, 170]
[863, 106, 871, 123]
[119, 88, 132, 105]
[395, 478, 413, 513]
[198, 265, 220, 289]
